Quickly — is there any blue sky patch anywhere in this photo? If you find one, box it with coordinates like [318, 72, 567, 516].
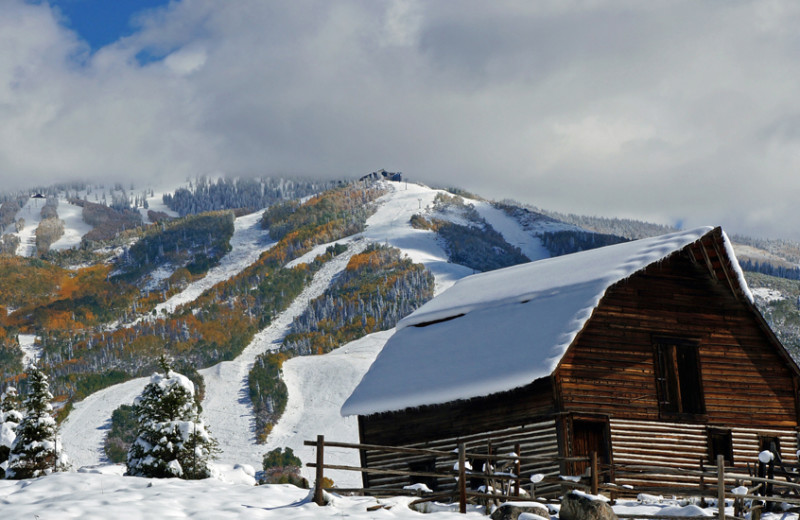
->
[48, 0, 172, 50]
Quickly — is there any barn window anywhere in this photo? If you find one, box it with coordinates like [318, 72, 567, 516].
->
[653, 339, 705, 417]
[708, 428, 733, 465]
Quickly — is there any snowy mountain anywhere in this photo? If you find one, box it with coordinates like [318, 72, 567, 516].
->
[2, 176, 800, 497]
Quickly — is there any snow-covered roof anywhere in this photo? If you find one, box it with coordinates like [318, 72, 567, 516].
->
[342, 226, 751, 417]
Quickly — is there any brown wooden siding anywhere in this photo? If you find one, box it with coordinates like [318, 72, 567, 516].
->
[609, 419, 798, 489]
[361, 419, 561, 496]
[360, 376, 555, 447]
[556, 252, 799, 428]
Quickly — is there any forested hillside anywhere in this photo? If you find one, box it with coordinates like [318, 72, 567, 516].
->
[249, 243, 434, 440]
[411, 193, 529, 272]
[0, 182, 387, 420]
[745, 272, 800, 358]
[163, 177, 338, 216]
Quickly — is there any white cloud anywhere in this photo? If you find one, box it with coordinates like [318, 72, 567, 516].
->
[164, 47, 207, 75]
[1, 0, 800, 238]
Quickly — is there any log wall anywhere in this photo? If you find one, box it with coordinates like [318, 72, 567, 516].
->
[360, 419, 561, 496]
[609, 418, 798, 489]
[359, 376, 555, 447]
[557, 251, 799, 428]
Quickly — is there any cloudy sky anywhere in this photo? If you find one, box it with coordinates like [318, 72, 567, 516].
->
[2, 1, 800, 239]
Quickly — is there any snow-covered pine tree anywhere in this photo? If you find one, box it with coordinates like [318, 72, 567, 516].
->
[0, 386, 23, 478]
[6, 368, 70, 479]
[126, 358, 218, 479]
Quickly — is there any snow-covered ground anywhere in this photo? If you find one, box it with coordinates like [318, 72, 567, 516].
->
[13, 197, 46, 257]
[60, 377, 150, 468]
[268, 330, 392, 487]
[473, 200, 550, 262]
[751, 287, 786, 303]
[50, 198, 93, 251]
[0, 468, 483, 519]
[139, 189, 181, 224]
[360, 182, 473, 294]
[17, 334, 41, 367]
[0, 468, 787, 520]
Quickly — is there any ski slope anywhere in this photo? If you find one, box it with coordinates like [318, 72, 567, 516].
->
[199, 240, 368, 470]
[267, 330, 392, 487]
[13, 197, 45, 257]
[150, 210, 275, 316]
[58, 180, 554, 478]
[50, 198, 93, 251]
[473, 200, 550, 262]
[60, 377, 150, 469]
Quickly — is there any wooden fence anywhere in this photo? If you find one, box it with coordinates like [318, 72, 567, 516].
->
[304, 435, 800, 517]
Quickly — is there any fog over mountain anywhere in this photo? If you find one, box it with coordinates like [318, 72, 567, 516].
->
[2, 1, 800, 239]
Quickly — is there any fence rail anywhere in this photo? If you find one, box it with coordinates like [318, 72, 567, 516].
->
[304, 435, 800, 517]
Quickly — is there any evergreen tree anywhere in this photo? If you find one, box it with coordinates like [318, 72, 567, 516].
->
[0, 387, 23, 478]
[126, 358, 218, 479]
[6, 368, 70, 479]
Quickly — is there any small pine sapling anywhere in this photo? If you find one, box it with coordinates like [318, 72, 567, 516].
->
[6, 367, 70, 479]
[126, 357, 218, 479]
[0, 386, 23, 478]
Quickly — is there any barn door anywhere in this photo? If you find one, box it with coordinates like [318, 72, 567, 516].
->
[570, 418, 611, 477]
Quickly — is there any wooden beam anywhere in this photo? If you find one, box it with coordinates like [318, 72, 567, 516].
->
[709, 233, 740, 301]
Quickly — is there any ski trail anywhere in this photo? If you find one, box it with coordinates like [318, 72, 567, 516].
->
[60, 377, 150, 469]
[198, 240, 368, 469]
[267, 330, 391, 487]
[473, 200, 550, 262]
[13, 197, 45, 257]
[150, 211, 275, 316]
[50, 198, 93, 251]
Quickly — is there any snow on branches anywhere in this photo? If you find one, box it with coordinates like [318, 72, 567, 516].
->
[126, 359, 218, 479]
[6, 367, 70, 479]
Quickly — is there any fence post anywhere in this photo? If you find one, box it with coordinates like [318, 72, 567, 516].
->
[591, 451, 598, 496]
[766, 453, 775, 509]
[314, 435, 325, 506]
[514, 442, 521, 497]
[717, 454, 725, 520]
[700, 459, 707, 508]
[733, 478, 742, 519]
[459, 443, 467, 514]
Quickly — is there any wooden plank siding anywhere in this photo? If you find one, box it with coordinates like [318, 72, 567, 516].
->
[609, 419, 799, 489]
[360, 419, 561, 496]
[556, 251, 800, 429]
[358, 376, 556, 447]
[358, 377, 557, 489]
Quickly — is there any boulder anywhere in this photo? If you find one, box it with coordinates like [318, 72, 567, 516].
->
[491, 502, 551, 520]
[559, 492, 617, 520]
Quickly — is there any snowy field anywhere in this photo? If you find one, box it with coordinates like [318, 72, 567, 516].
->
[0, 467, 481, 519]
[1, 468, 790, 520]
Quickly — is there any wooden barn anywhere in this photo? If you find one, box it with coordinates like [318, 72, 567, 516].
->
[341, 226, 800, 495]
